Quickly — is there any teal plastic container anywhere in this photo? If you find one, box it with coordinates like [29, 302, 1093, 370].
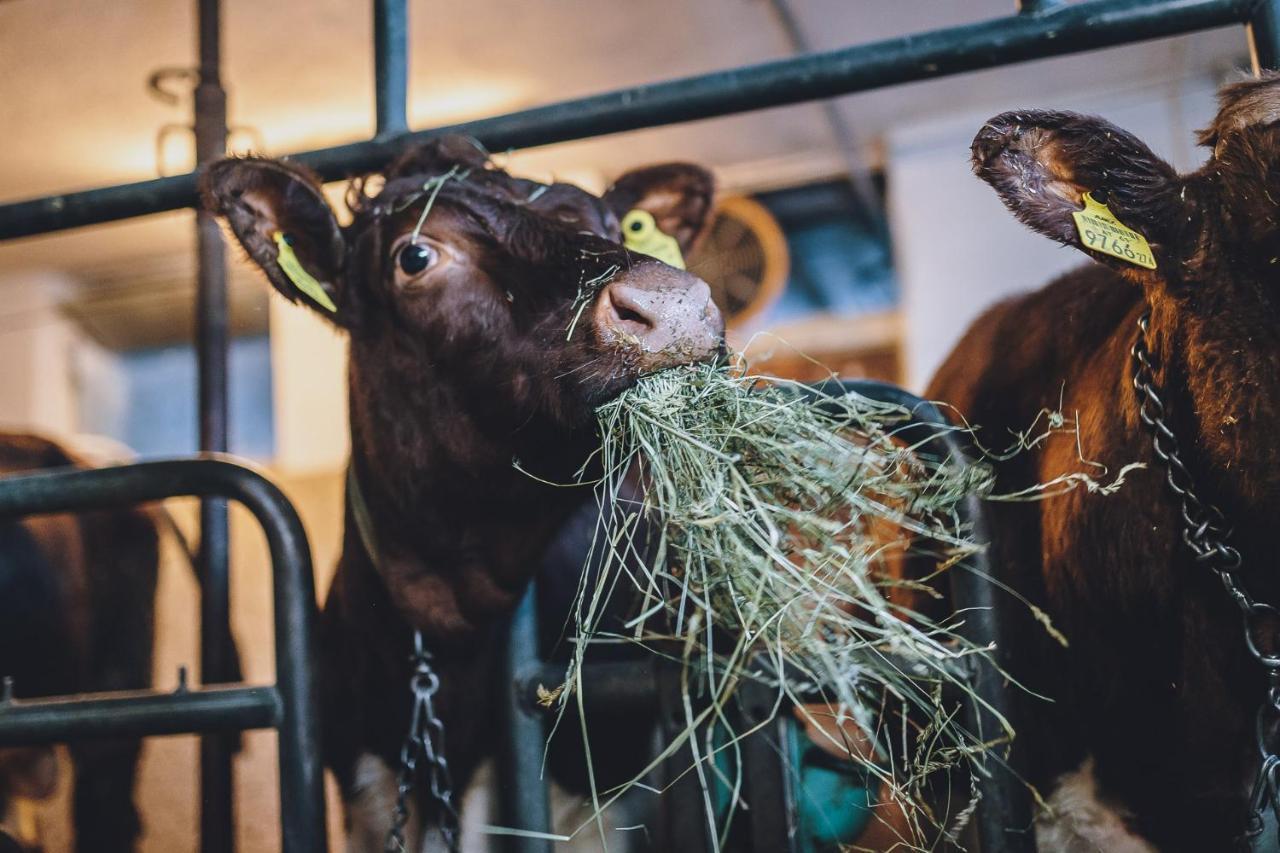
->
[710, 715, 876, 851]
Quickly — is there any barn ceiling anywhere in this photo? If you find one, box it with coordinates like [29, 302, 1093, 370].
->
[0, 0, 1248, 349]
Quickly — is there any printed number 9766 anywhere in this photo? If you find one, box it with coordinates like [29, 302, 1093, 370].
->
[1083, 228, 1150, 266]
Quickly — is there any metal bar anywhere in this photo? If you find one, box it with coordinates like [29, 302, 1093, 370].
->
[806, 380, 1035, 853]
[738, 684, 796, 853]
[0, 458, 327, 853]
[1249, 0, 1280, 71]
[654, 658, 713, 853]
[1017, 0, 1067, 13]
[516, 655, 965, 717]
[193, 1, 234, 850]
[497, 587, 554, 853]
[374, 0, 409, 136]
[0, 687, 280, 745]
[897, 388, 1035, 853]
[514, 662, 661, 718]
[950, 498, 1036, 853]
[0, 0, 1254, 240]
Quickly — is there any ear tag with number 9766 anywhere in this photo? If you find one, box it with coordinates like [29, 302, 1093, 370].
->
[622, 209, 685, 270]
[1071, 192, 1156, 270]
[272, 231, 338, 313]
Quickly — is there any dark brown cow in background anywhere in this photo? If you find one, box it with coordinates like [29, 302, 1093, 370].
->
[928, 74, 1280, 851]
[203, 137, 723, 850]
[0, 433, 159, 852]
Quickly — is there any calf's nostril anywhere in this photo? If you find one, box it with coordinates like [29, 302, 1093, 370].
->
[602, 285, 657, 333]
[614, 303, 652, 329]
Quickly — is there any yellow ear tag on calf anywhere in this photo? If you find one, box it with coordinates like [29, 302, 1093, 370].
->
[272, 231, 338, 313]
[622, 209, 685, 270]
[1071, 192, 1157, 270]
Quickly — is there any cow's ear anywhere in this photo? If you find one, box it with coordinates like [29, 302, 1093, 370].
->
[603, 163, 715, 254]
[971, 110, 1185, 272]
[201, 157, 349, 325]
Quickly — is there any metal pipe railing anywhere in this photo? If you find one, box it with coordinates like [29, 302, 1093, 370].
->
[0, 686, 280, 744]
[498, 590, 555, 853]
[1017, 0, 1067, 13]
[192, 2, 235, 850]
[1249, 0, 1280, 69]
[0, 0, 1258, 241]
[847, 381, 1035, 853]
[0, 458, 326, 853]
[374, 0, 409, 137]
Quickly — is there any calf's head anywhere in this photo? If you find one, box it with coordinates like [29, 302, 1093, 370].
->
[202, 137, 724, 444]
[970, 72, 1280, 501]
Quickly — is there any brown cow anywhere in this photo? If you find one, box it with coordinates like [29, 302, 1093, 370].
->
[0, 433, 159, 852]
[927, 74, 1280, 851]
[202, 137, 723, 850]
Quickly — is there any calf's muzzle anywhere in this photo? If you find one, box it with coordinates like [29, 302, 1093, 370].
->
[594, 263, 724, 371]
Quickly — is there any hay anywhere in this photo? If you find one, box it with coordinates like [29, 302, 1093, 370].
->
[550, 361, 1022, 849]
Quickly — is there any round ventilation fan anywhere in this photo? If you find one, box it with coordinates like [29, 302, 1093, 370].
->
[687, 195, 790, 329]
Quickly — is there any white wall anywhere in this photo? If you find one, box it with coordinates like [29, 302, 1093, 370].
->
[887, 74, 1221, 392]
[268, 293, 349, 475]
[0, 271, 92, 437]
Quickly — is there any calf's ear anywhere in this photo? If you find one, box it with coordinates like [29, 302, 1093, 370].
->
[602, 163, 715, 254]
[200, 157, 349, 325]
[971, 110, 1184, 271]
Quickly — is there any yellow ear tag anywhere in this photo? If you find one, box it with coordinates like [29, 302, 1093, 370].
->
[621, 209, 685, 269]
[272, 231, 338, 313]
[1071, 192, 1157, 270]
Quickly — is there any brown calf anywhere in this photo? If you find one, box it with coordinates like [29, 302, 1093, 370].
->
[927, 74, 1280, 851]
[203, 137, 723, 849]
[0, 433, 159, 852]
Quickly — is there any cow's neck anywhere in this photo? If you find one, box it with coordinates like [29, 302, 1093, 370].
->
[1146, 280, 1280, 516]
[345, 350, 594, 647]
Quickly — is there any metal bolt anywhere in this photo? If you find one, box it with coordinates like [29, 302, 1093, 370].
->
[1, 676, 13, 704]
[175, 665, 189, 694]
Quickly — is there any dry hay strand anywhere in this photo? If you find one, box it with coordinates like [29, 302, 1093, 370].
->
[542, 361, 1036, 851]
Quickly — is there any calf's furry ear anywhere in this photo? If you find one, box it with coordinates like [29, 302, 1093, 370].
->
[602, 163, 715, 254]
[971, 109, 1184, 272]
[200, 157, 350, 325]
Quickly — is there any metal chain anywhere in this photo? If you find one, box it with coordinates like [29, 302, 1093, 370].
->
[384, 630, 461, 853]
[1130, 310, 1280, 844]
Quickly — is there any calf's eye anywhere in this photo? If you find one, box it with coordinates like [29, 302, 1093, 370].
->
[397, 242, 437, 275]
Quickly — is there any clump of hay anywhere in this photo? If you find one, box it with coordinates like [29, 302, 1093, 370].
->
[553, 361, 1016, 848]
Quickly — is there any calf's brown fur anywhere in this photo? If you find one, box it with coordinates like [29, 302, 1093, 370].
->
[0, 434, 159, 852]
[928, 74, 1280, 850]
[203, 137, 723, 848]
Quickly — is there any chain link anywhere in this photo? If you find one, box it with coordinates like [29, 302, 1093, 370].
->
[384, 631, 460, 853]
[1131, 310, 1280, 845]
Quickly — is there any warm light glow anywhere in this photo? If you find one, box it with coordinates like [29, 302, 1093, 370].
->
[156, 130, 195, 177]
[409, 81, 529, 128]
[246, 80, 529, 156]
[98, 81, 529, 183]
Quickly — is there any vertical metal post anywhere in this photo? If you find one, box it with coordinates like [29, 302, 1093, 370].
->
[949, 494, 1036, 853]
[374, 0, 409, 137]
[194, 0, 234, 851]
[497, 587, 554, 853]
[1249, 0, 1280, 72]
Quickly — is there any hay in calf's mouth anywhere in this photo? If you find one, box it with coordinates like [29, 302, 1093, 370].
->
[553, 361, 1013, 849]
